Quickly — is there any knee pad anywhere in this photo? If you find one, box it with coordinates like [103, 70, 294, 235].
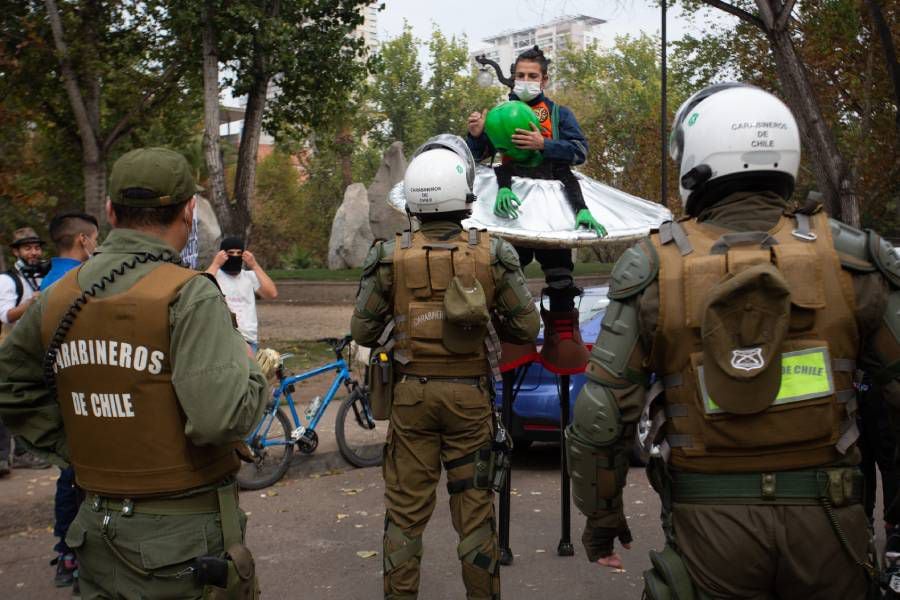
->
[383, 520, 423, 574]
[457, 521, 497, 574]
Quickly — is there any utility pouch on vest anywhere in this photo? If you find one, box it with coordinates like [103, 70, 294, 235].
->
[202, 485, 258, 600]
[367, 347, 394, 420]
[643, 544, 711, 600]
[442, 274, 490, 355]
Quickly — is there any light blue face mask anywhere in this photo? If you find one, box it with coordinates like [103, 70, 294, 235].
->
[513, 80, 542, 102]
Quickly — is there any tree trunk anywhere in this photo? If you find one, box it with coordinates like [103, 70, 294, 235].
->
[865, 0, 900, 130]
[44, 0, 105, 222]
[337, 123, 354, 190]
[232, 72, 268, 241]
[201, 1, 233, 235]
[83, 158, 107, 220]
[753, 0, 858, 225]
[766, 26, 853, 222]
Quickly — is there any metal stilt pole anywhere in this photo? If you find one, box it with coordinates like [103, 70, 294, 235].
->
[499, 368, 515, 566]
[557, 374, 574, 556]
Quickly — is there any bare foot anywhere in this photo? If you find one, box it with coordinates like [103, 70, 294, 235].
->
[595, 544, 631, 570]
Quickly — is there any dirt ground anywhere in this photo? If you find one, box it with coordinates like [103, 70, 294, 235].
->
[258, 303, 354, 342]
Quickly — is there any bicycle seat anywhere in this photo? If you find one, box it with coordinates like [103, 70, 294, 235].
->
[316, 335, 353, 354]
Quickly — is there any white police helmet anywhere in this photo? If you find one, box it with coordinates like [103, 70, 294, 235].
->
[670, 83, 801, 212]
[403, 134, 476, 215]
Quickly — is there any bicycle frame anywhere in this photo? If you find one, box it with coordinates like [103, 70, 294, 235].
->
[248, 357, 354, 448]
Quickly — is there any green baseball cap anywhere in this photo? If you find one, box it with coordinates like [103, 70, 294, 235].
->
[109, 147, 198, 207]
[700, 262, 791, 415]
[484, 101, 543, 167]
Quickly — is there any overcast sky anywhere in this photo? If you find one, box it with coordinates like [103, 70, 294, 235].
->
[377, 0, 712, 48]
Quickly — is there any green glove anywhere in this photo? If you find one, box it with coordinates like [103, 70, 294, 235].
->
[494, 187, 522, 219]
[575, 208, 608, 237]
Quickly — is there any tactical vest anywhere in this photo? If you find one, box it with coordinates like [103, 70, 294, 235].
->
[650, 211, 859, 473]
[393, 229, 495, 376]
[41, 264, 239, 497]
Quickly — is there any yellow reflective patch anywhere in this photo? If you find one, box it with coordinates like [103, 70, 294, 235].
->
[702, 347, 834, 414]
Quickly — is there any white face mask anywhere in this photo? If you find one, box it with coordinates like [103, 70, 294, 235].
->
[513, 80, 542, 102]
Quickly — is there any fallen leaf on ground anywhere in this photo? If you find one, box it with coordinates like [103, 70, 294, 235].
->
[356, 550, 378, 559]
[340, 488, 363, 495]
[336, 513, 350, 521]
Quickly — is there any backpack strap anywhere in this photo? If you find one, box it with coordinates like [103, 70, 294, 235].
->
[4, 270, 23, 306]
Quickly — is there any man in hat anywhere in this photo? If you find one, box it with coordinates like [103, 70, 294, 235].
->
[0, 147, 267, 598]
[0, 227, 51, 474]
[1, 227, 47, 326]
[352, 134, 540, 599]
[566, 83, 900, 598]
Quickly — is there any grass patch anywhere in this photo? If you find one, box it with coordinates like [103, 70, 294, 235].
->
[258, 340, 334, 371]
[270, 263, 612, 281]
[269, 268, 362, 281]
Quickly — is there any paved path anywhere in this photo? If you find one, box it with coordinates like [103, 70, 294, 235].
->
[0, 445, 662, 599]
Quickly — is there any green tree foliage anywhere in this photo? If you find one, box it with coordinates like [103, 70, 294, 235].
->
[371, 24, 504, 149]
[370, 24, 429, 150]
[427, 27, 505, 139]
[251, 151, 307, 268]
[676, 0, 898, 231]
[182, 0, 373, 239]
[0, 0, 202, 221]
[554, 35, 687, 207]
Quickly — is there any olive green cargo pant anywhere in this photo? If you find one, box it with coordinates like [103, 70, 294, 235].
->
[670, 502, 871, 599]
[65, 496, 248, 599]
[383, 377, 500, 599]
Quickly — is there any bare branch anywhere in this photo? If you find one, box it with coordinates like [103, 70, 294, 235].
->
[776, 0, 798, 30]
[101, 61, 188, 154]
[754, 0, 777, 30]
[43, 0, 99, 160]
[701, 0, 765, 29]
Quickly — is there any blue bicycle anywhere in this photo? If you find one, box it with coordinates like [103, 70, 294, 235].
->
[237, 335, 386, 490]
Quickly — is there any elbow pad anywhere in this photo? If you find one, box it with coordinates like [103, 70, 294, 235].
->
[566, 382, 628, 517]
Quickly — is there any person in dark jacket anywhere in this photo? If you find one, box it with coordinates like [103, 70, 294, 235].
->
[466, 45, 597, 372]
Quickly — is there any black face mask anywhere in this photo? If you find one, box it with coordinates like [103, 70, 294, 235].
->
[222, 255, 243, 274]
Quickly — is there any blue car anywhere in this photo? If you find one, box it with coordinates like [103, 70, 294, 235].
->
[493, 286, 609, 446]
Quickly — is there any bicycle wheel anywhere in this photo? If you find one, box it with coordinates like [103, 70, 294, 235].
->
[237, 408, 294, 490]
[335, 389, 387, 468]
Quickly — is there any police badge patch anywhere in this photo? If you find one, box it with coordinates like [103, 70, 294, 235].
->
[731, 348, 765, 371]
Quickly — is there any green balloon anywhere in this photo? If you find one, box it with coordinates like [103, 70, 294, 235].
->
[484, 101, 543, 167]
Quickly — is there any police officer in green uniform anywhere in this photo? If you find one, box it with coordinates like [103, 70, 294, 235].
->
[351, 134, 540, 599]
[0, 147, 267, 599]
[566, 83, 900, 599]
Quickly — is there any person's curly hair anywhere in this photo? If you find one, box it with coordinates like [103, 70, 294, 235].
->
[515, 45, 551, 75]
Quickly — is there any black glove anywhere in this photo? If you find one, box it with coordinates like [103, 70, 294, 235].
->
[582, 511, 633, 562]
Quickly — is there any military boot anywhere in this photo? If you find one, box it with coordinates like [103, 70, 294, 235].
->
[539, 307, 589, 374]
